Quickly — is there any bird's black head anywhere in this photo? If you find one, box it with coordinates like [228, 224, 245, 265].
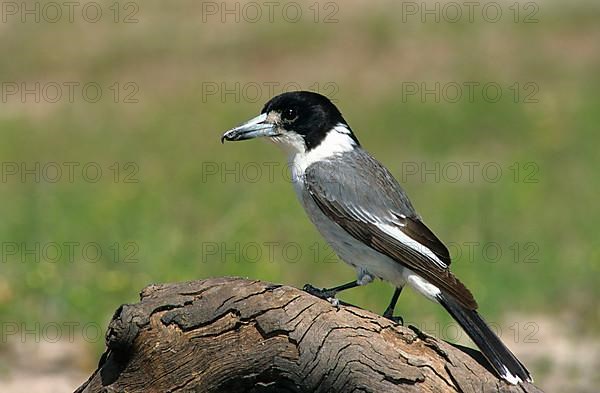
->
[222, 91, 359, 152]
[261, 91, 357, 150]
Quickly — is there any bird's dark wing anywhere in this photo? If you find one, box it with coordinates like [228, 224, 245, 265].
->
[402, 216, 452, 267]
[304, 149, 477, 310]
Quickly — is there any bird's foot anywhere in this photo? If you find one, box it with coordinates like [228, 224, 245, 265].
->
[303, 284, 337, 302]
[383, 310, 404, 325]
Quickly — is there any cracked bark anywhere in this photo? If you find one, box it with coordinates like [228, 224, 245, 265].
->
[75, 277, 544, 393]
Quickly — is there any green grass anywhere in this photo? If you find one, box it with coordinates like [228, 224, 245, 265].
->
[0, 1, 598, 381]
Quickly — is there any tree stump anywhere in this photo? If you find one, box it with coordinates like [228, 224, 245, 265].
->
[75, 277, 543, 393]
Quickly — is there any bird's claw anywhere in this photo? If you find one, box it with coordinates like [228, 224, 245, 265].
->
[327, 297, 340, 308]
[383, 311, 404, 325]
[303, 284, 336, 301]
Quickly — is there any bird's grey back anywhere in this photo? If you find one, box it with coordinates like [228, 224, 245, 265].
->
[304, 148, 418, 220]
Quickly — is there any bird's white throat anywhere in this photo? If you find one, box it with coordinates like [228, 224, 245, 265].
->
[287, 124, 357, 177]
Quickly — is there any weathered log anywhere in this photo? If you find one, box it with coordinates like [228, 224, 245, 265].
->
[76, 277, 543, 393]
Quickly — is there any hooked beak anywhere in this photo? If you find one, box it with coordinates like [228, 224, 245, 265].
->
[221, 113, 279, 143]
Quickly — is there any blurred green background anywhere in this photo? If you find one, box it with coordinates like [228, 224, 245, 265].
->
[0, 0, 598, 391]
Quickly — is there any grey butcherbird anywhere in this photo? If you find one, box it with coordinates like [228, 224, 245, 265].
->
[221, 91, 532, 384]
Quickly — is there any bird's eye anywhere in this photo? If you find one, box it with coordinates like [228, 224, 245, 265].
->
[282, 108, 298, 122]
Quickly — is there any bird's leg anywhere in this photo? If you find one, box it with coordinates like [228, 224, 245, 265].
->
[383, 286, 404, 325]
[303, 280, 359, 301]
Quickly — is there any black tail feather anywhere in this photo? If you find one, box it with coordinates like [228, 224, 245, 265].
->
[437, 293, 532, 384]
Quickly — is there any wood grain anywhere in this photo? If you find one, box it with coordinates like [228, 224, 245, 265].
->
[75, 277, 544, 393]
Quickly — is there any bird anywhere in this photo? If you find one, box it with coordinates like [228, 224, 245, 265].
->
[221, 91, 532, 384]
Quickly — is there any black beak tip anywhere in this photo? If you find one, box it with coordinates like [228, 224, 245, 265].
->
[220, 132, 232, 144]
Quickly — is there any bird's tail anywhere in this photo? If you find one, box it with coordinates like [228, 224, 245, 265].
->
[437, 293, 532, 384]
